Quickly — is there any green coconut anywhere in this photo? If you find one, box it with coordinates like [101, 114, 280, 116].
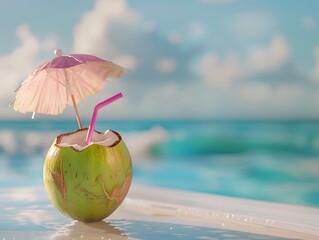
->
[43, 128, 132, 223]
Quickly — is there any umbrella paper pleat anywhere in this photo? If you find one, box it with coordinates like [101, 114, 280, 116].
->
[12, 78, 34, 113]
[45, 74, 58, 114]
[17, 75, 43, 113]
[72, 70, 103, 97]
[35, 72, 53, 114]
[72, 74, 84, 101]
[56, 71, 68, 114]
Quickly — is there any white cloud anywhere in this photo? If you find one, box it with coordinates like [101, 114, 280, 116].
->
[0, 25, 39, 103]
[263, 84, 306, 118]
[238, 83, 271, 104]
[123, 81, 201, 119]
[41, 37, 58, 52]
[73, 0, 138, 56]
[201, 52, 242, 88]
[201, 83, 312, 119]
[113, 54, 138, 70]
[314, 46, 319, 80]
[156, 57, 177, 73]
[249, 35, 289, 73]
[122, 79, 317, 120]
[230, 11, 275, 39]
[72, 0, 194, 85]
[303, 15, 315, 29]
[201, 35, 289, 88]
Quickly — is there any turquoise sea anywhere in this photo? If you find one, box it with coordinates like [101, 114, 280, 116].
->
[0, 119, 319, 207]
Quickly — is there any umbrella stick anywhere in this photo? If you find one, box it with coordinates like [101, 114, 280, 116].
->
[71, 95, 83, 129]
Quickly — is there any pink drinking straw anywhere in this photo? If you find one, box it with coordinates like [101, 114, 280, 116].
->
[85, 92, 123, 146]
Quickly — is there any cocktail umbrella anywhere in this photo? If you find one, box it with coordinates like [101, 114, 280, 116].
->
[10, 49, 125, 129]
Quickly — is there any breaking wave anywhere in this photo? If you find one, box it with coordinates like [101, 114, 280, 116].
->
[0, 126, 169, 158]
[0, 130, 59, 155]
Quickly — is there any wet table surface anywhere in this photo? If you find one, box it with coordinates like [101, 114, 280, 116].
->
[1, 184, 319, 240]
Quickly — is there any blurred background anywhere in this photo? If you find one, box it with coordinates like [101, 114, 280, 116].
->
[1, 0, 319, 207]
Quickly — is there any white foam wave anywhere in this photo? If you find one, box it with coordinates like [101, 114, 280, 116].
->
[122, 126, 169, 159]
[0, 126, 169, 158]
[0, 130, 59, 155]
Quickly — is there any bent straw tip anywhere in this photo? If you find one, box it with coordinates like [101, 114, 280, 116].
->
[85, 92, 124, 145]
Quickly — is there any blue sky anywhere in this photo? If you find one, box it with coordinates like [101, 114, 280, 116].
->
[1, 0, 319, 120]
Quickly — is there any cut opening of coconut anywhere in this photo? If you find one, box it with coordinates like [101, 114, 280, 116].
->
[56, 129, 120, 151]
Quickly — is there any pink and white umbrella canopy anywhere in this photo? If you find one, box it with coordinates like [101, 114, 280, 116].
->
[11, 49, 125, 128]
